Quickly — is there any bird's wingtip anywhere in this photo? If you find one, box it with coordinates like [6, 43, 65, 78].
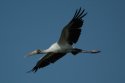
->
[26, 67, 38, 73]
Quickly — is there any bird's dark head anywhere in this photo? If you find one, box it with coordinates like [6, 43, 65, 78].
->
[35, 49, 42, 54]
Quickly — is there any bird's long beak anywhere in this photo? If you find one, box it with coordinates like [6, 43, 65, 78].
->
[26, 50, 39, 57]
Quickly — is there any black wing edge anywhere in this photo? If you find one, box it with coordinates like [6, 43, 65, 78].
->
[73, 7, 87, 20]
[26, 65, 39, 73]
[26, 53, 66, 73]
[58, 7, 87, 45]
[68, 7, 87, 44]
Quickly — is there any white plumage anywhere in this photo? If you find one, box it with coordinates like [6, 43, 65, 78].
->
[45, 42, 73, 53]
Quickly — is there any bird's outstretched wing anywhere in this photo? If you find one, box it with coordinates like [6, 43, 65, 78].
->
[28, 53, 66, 73]
[58, 7, 87, 45]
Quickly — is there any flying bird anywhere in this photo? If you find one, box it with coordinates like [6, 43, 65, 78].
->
[27, 8, 100, 73]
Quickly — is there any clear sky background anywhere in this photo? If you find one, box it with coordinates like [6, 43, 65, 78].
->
[0, 0, 125, 83]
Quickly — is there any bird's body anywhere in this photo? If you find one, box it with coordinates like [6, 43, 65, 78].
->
[44, 42, 73, 53]
[27, 8, 100, 73]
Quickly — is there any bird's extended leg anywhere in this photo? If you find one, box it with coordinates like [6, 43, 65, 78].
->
[71, 48, 101, 55]
[81, 50, 101, 54]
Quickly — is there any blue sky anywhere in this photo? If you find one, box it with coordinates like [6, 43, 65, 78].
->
[0, 0, 125, 83]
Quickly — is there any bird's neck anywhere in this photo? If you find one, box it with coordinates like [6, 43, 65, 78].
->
[40, 50, 49, 54]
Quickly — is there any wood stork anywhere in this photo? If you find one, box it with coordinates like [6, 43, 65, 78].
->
[27, 8, 100, 73]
